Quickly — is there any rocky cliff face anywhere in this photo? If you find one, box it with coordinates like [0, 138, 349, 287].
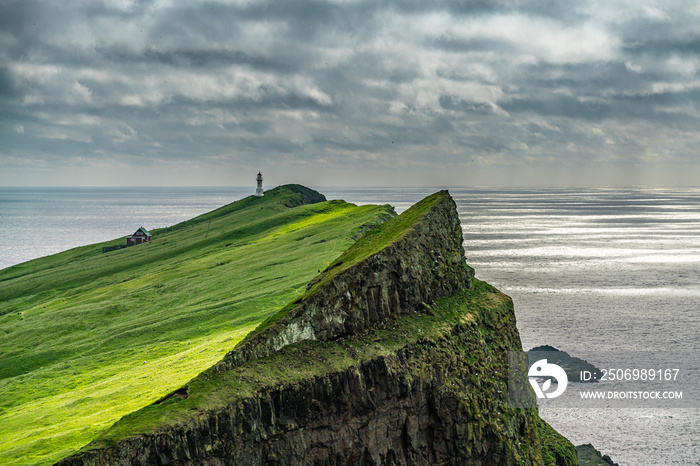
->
[221, 190, 473, 369]
[56, 190, 576, 466]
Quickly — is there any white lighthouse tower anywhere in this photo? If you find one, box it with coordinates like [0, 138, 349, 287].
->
[255, 172, 264, 197]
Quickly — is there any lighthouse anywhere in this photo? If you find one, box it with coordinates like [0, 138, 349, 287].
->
[255, 172, 264, 197]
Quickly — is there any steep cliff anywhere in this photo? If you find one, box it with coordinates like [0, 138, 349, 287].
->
[223, 190, 473, 368]
[0, 184, 399, 466]
[56, 190, 576, 466]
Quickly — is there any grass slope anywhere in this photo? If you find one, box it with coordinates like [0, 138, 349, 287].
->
[538, 418, 579, 466]
[0, 185, 395, 465]
[82, 279, 517, 451]
[247, 190, 447, 339]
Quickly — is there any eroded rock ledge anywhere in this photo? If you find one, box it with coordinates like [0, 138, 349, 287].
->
[221, 190, 473, 369]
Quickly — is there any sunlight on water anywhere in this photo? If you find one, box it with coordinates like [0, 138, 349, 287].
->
[624, 254, 700, 263]
[501, 286, 700, 297]
[452, 187, 700, 466]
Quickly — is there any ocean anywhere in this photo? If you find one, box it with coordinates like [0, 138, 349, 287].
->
[1, 186, 699, 465]
[0, 187, 248, 271]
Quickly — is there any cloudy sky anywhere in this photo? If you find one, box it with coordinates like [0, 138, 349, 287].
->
[1, 0, 699, 187]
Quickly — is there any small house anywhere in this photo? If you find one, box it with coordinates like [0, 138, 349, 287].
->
[126, 227, 152, 246]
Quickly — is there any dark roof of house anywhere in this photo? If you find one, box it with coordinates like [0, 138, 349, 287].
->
[132, 226, 152, 237]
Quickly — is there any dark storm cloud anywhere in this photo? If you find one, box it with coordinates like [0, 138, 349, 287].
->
[0, 66, 18, 100]
[172, 92, 334, 112]
[624, 36, 700, 58]
[102, 47, 296, 72]
[1, 0, 700, 186]
[439, 95, 498, 114]
[0, 0, 32, 37]
[432, 36, 510, 54]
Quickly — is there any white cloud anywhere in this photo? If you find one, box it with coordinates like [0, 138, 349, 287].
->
[456, 14, 619, 64]
[625, 61, 642, 73]
[71, 81, 93, 104]
[38, 128, 93, 144]
[55, 115, 102, 127]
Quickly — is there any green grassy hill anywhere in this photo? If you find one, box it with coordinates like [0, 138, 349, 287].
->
[247, 190, 448, 338]
[0, 185, 395, 465]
